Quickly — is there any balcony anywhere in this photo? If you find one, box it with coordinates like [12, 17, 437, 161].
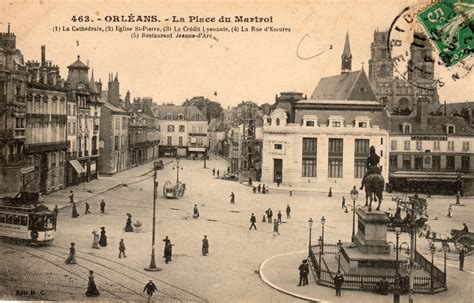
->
[24, 141, 69, 154]
[0, 154, 25, 166]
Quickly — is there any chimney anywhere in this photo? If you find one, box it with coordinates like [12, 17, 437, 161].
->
[41, 45, 46, 67]
[417, 97, 429, 128]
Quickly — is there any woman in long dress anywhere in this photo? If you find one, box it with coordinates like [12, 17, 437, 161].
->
[65, 243, 77, 264]
[72, 203, 79, 218]
[193, 205, 199, 218]
[92, 230, 100, 249]
[124, 213, 133, 232]
[85, 270, 100, 297]
[99, 227, 107, 247]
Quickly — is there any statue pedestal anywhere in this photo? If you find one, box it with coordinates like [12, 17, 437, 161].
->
[340, 206, 406, 270]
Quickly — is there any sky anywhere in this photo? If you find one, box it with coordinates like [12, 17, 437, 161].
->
[1, 0, 473, 107]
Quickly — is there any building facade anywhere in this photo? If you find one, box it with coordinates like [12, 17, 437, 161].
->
[262, 34, 389, 191]
[388, 98, 474, 194]
[0, 25, 29, 196]
[65, 56, 102, 185]
[24, 46, 68, 193]
[155, 105, 208, 158]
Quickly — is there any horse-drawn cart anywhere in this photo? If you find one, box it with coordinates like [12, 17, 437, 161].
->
[163, 180, 186, 199]
[425, 229, 473, 253]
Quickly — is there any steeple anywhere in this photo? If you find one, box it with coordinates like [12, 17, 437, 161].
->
[89, 69, 98, 94]
[341, 32, 352, 74]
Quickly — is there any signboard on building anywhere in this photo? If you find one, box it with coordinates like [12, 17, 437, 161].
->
[411, 136, 447, 141]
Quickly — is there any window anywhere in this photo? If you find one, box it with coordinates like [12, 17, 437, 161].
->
[391, 140, 397, 150]
[448, 141, 454, 151]
[167, 136, 172, 145]
[179, 125, 185, 132]
[306, 121, 315, 127]
[275, 118, 280, 126]
[446, 156, 455, 170]
[461, 156, 470, 171]
[389, 155, 397, 170]
[415, 156, 423, 170]
[178, 114, 184, 120]
[115, 117, 120, 129]
[432, 156, 440, 171]
[446, 125, 455, 134]
[404, 140, 411, 150]
[358, 121, 367, 128]
[199, 127, 203, 133]
[463, 142, 470, 151]
[302, 138, 317, 177]
[166, 113, 173, 120]
[433, 141, 440, 150]
[51, 153, 56, 168]
[332, 121, 341, 127]
[402, 155, 411, 169]
[178, 136, 183, 146]
[167, 125, 175, 132]
[416, 140, 422, 150]
[328, 138, 343, 178]
[354, 139, 369, 178]
[402, 123, 411, 134]
[274, 143, 282, 150]
[114, 136, 119, 150]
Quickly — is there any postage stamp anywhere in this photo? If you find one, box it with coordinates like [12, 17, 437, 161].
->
[417, 0, 474, 67]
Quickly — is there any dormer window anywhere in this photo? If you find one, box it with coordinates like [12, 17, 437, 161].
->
[306, 121, 315, 127]
[302, 115, 318, 127]
[328, 115, 344, 128]
[332, 121, 341, 127]
[355, 116, 370, 128]
[166, 113, 173, 120]
[446, 124, 455, 135]
[401, 123, 412, 134]
[276, 118, 280, 126]
[178, 114, 184, 120]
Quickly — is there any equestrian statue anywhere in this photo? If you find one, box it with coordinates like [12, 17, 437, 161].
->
[360, 146, 385, 211]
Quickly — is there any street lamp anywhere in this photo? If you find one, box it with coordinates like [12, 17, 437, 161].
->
[203, 147, 208, 169]
[442, 241, 448, 288]
[308, 218, 314, 256]
[430, 242, 436, 293]
[337, 240, 343, 272]
[321, 216, 326, 254]
[318, 236, 323, 274]
[393, 226, 402, 303]
[173, 156, 183, 183]
[145, 162, 162, 271]
[350, 186, 359, 243]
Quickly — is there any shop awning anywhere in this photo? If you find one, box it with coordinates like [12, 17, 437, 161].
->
[69, 159, 85, 174]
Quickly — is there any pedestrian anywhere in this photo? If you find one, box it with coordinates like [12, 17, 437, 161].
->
[99, 227, 107, 247]
[100, 199, 106, 213]
[265, 208, 273, 223]
[65, 242, 77, 264]
[286, 204, 291, 219]
[257, 184, 261, 194]
[202, 235, 209, 256]
[143, 280, 157, 302]
[249, 213, 257, 230]
[262, 184, 266, 194]
[273, 219, 279, 236]
[69, 191, 74, 203]
[252, 186, 256, 194]
[298, 259, 308, 286]
[277, 211, 282, 223]
[334, 271, 344, 297]
[72, 202, 79, 218]
[217, 170, 220, 178]
[289, 190, 292, 197]
[85, 270, 100, 297]
[277, 179, 280, 187]
[304, 259, 310, 286]
[124, 213, 134, 232]
[84, 202, 91, 214]
[342, 197, 346, 209]
[163, 237, 173, 264]
[119, 239, 126, 258]
[230, 192, 235, 204]
[193, 204, 200, 218]
[52, 204, 59, 224]
[227, 166, 230, 173]
[447, 205, 453, 218]
[462, 223, 469, 233]
[212, 168, 215, 176]
[459, 249, 465, 271]
[91, 230, 100, 249]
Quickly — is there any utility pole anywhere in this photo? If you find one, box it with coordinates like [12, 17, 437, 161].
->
[145, 163, 161, 271]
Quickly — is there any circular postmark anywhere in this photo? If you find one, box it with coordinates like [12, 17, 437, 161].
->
[387, 1, 473, 91]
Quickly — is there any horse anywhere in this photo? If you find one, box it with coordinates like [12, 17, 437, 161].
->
[364, 174, 385, 211]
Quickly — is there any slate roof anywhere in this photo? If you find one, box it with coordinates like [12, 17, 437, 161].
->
[67, 56, 89, 69]
[154, 105, 207, 121]
[389, 114, 474, 136]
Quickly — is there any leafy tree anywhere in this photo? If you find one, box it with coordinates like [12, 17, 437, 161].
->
[182, 96, 223, 122]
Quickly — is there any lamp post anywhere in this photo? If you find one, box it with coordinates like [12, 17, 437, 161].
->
[203, 147, 207, 169]
[318, 236, 323, 272]
[350, 186, 359, 243]
[321, 216, 326, 255]
[308, 218, 314, 256]
[442, 241, 448, 288]
[337, 240, 343, 272]
[173, 156, 183, 183]
[145, 162, 161, 271]
[393, 226, 402, 303]
[430, 242, 436, 293]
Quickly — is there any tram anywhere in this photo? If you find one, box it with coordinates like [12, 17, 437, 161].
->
[0, 192, 55, 243]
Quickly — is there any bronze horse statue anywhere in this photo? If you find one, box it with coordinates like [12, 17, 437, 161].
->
[364, 174, 385, 211]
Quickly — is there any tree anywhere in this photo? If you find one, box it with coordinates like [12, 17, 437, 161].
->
[182, 96, 223, 122]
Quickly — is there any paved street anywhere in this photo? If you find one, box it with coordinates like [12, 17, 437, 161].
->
[1, 155, 473, 302]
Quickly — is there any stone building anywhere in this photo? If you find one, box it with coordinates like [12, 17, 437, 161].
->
[368, 30, 439, 114]
[261, 34, 389, 191]
[0, 24, 29, 196]
[24, 45, 68, 193]
[155, 105, 208, 158]
[98, 73, 130, 174]
[64, 56, 102, 185]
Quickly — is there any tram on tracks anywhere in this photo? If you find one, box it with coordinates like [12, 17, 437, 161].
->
[0, 192, 55, 244]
